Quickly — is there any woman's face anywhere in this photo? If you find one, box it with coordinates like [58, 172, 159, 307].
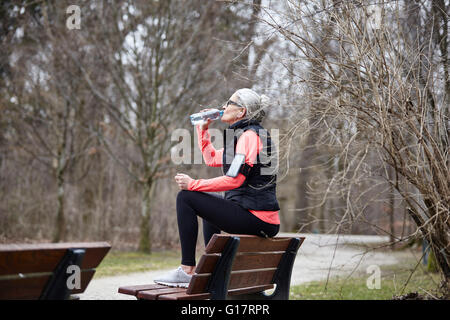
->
[220, 92, 247, 124]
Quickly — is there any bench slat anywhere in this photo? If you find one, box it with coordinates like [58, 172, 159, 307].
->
[137, 287, 187, 300]
[157, 284, 275, 300]
[228, 284, 275, 296]
[0, 269, 95, 299]
[0, 242, 111, 275]
[187, 268, 277, 294]
[228, 268, 276, 290]
[158, 291, 211, 300]
[205, 234, 292, 254]
[232, 253, 283, 271]
[194, 254, 219, 274]
[0, 275, 50, 300]
[195, 252, 283, 274]
[118, 284, 166, 296]
[0, 242, 111, 251]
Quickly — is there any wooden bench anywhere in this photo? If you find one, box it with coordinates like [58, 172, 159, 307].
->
[118, 234, 305, 300]
[0, 242, 111, 300]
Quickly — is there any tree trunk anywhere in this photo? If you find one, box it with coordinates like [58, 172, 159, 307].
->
[430, 244, 450, 295]
[388, 166, 395, 244]
[294, 125, 319, 232]
[53, 169, 65, 242]
[318, 198, 326, 233]
[424, 199, 450, 293]
[138, 180, 153, 253]
[295, 165, 312, 232]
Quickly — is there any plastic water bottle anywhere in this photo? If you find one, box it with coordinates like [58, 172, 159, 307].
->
[190, 109, 224, 126]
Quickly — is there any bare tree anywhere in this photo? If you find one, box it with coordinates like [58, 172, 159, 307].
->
[63, 0, 266, 252]
[261, 0, 449, 293]
[1, 1, 99, 242]
[0, 0, 272, 249]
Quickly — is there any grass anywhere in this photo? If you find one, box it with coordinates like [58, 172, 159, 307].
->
[94, 249, 182, 278]
[290, 258, 443, 300]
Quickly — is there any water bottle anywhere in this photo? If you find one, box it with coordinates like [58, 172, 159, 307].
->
[190, 109, 224, 126]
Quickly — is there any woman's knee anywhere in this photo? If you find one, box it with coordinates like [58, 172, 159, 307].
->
[177, 190, 194, 205]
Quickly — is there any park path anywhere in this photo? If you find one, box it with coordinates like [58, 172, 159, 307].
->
[79, 233, 417, 300]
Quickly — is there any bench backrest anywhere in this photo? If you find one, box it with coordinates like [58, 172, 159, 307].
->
[187, 234, 304, 297]
[0, 242, 111, 299]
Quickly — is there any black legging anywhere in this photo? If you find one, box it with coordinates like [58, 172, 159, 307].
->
[176, 190, 280, 266]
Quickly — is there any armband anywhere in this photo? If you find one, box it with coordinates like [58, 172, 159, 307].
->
[225, 154, 246, 178]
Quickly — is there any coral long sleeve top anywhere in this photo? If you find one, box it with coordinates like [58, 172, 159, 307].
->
[187, 125, 280, 225]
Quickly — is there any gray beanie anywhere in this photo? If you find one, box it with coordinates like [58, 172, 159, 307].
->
[234, 88, 270, 122]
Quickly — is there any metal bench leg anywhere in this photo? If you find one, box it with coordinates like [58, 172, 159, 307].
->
[40, 248, 86, 300]
[267, 238, 301, 300]
[206, 236, 240, 300]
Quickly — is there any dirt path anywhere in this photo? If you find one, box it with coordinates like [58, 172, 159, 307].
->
[79, 233, 418, 300]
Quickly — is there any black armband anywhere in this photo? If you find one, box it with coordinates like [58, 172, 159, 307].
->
[225, 154, 247, 178]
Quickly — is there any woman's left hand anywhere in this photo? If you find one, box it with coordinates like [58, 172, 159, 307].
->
[175, 173, 193, 190]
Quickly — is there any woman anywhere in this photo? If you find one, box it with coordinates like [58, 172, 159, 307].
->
[154, 88, 280, 288]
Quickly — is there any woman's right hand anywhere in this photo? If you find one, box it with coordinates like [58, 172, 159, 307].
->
[199, 108, 212, 130]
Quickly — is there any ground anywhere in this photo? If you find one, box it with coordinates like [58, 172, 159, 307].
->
[78, 233, 427, 300]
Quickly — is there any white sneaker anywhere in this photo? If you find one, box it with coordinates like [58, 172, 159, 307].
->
[154, 267, 193, 288]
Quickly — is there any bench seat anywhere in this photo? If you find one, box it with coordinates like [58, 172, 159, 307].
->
[119, 234, 304, 300]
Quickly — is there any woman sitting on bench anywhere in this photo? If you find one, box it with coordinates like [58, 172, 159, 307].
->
[154, 88, 281, 288]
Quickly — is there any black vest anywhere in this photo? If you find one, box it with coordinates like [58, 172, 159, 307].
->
[222, 119, 280, 211]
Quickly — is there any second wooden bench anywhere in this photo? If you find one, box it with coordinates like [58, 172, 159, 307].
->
[119, 234, 305, 300]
